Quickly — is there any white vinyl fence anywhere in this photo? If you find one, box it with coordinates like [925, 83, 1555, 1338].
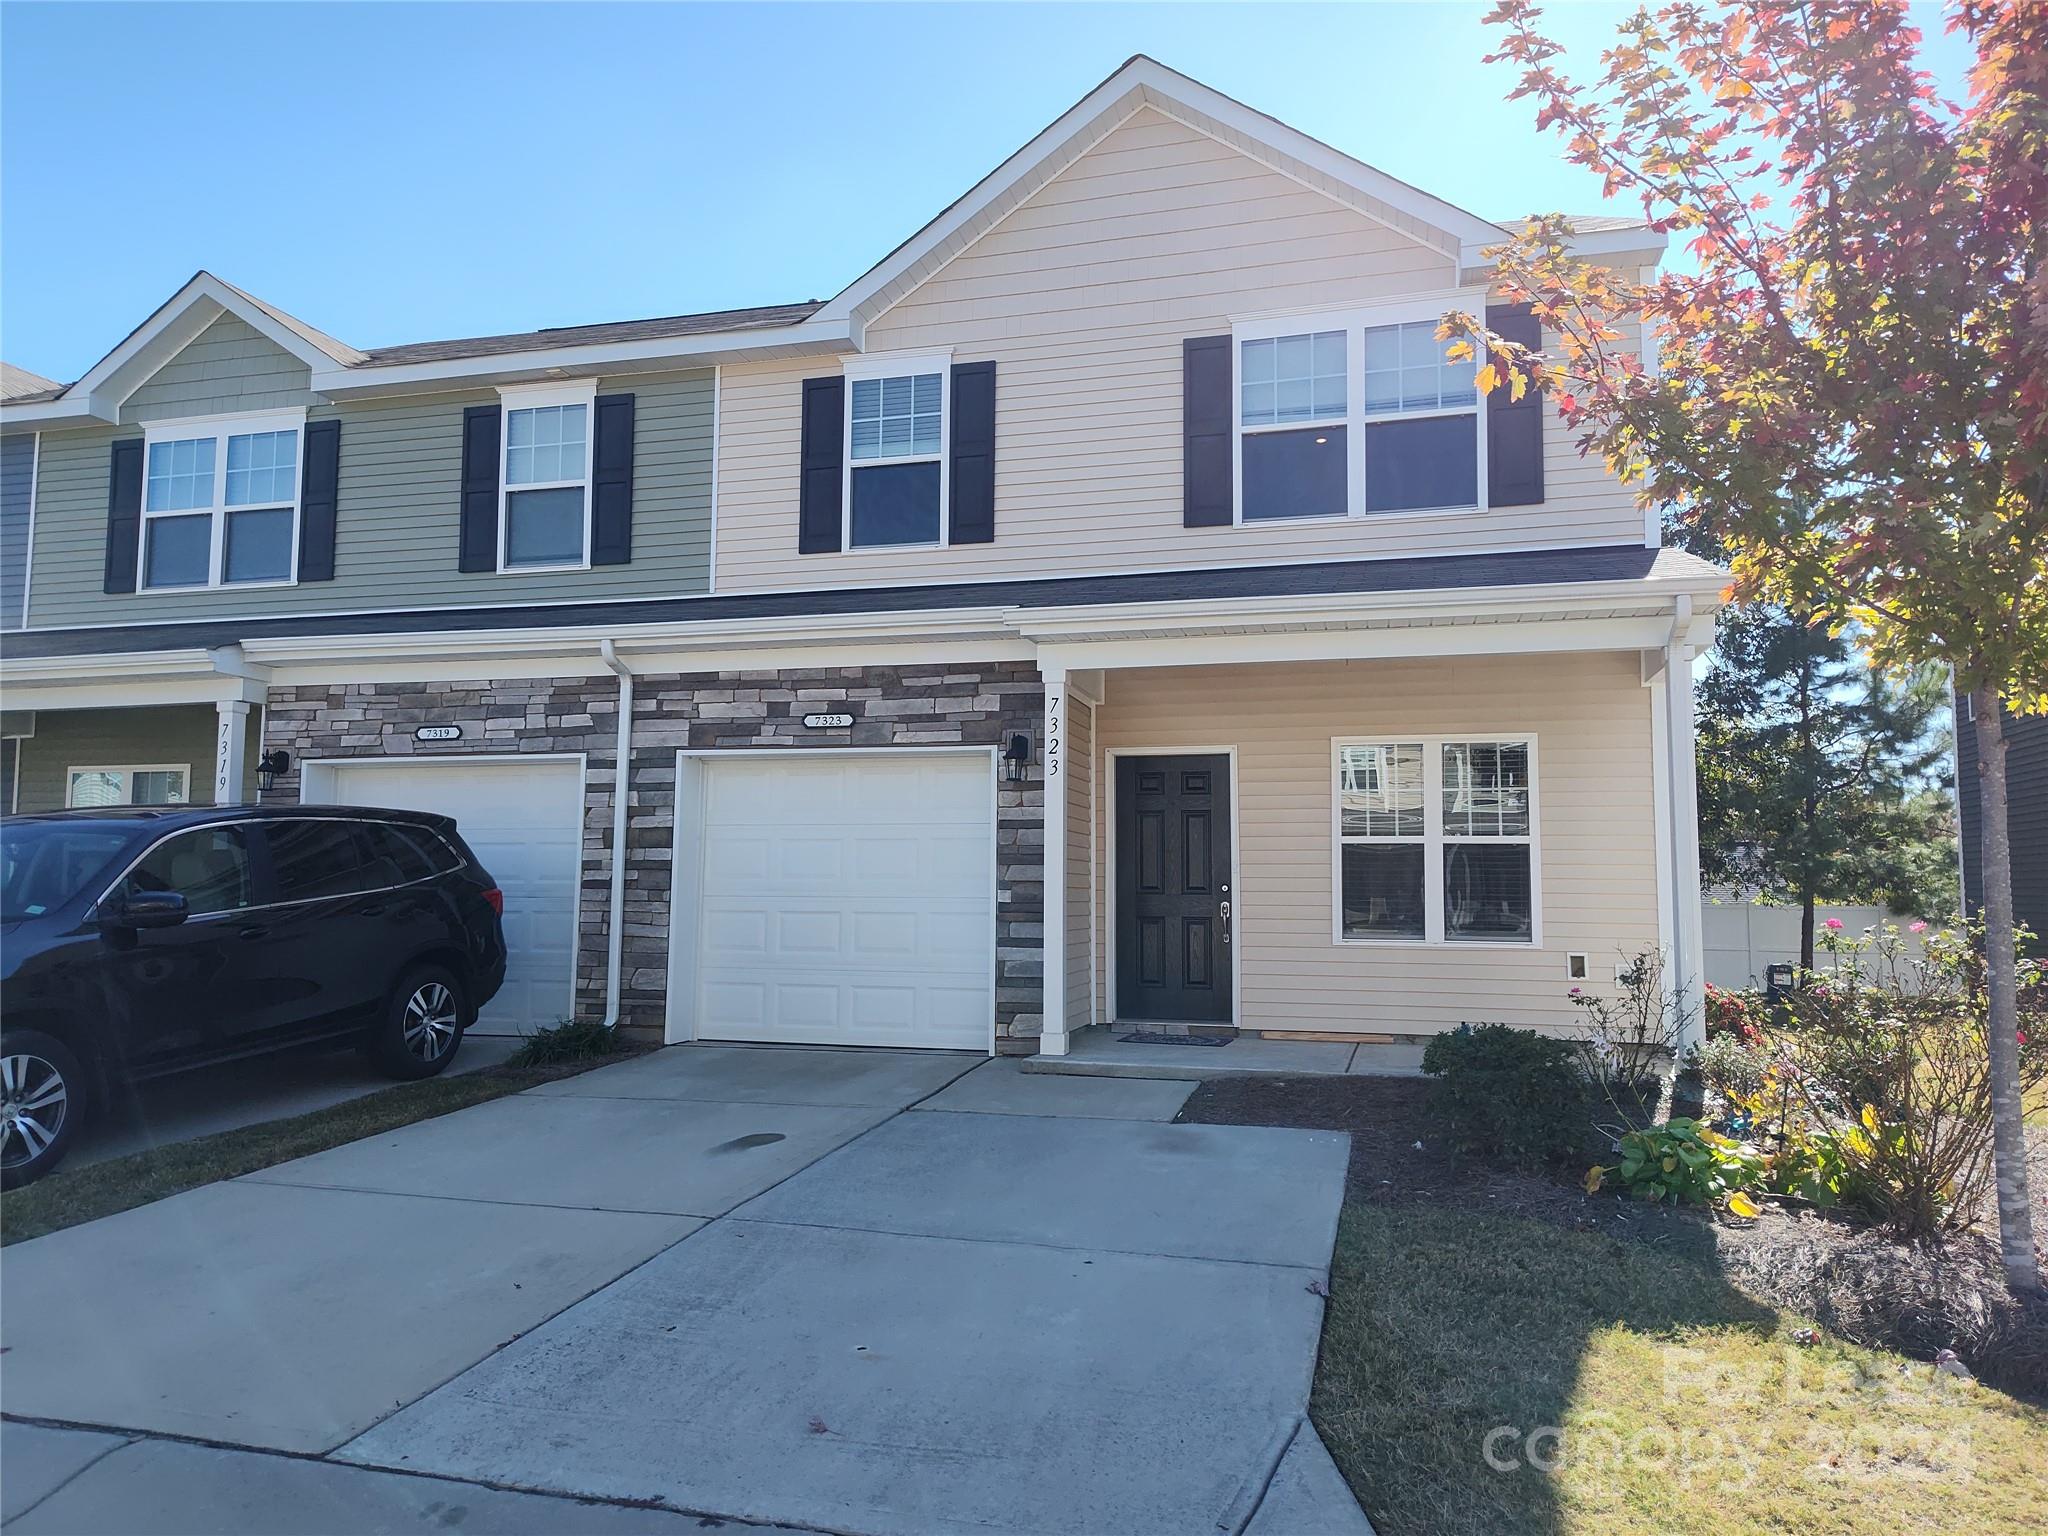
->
[1702, 897, 1933, 990]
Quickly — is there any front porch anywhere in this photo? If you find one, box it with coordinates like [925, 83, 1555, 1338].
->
[1024, 1024, 1428, 1080]
[1024, 567, 1719, 1063]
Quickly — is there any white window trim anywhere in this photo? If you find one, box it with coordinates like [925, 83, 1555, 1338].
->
[1330, 733, 1541, 948]
[841, 349, 952, 551]
[66, 763, 191, 808]
[1233, 290, 1490, 527]
[137, 408, 307, 593]
[496, 380, 597, 574]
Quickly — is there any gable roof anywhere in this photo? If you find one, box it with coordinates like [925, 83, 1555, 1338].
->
[1, 362, 62, 404]
[811, 55, 1518, 339]
[2, 56, 1664, 424]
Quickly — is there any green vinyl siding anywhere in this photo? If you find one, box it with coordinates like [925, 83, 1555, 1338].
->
[12, 705, 260, 813]
[119, 314, 314, 424]
[26, 316, 714, 626]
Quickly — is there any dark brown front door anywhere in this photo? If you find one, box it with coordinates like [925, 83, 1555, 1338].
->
[1115, 754, 1232, 1023]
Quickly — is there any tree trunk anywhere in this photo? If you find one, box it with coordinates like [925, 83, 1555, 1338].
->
[1800, 891, 1816, 973]
[1975, 687, 2041, 1295]
[1797, 645, 1817, 973]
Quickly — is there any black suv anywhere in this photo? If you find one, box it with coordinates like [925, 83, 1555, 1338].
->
[0, 805, 508, 1187]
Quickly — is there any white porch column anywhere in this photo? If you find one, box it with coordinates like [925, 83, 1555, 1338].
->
[1663, 632, 1707, 1054]
[214, 699, 251, 805]
[1038, 662, 1069, 1056]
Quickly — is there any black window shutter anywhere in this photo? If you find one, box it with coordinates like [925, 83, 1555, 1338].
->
[297, 419, 342, 582]
[1182, 335, 1233, 527]
[1485, 304, 1545, 508]
[458, 403, 501, 572]
[948, 360, 996, 545]
[591, 392, 636, 566]
[102, 439, 144, 594]
[798, 376, 844, 554]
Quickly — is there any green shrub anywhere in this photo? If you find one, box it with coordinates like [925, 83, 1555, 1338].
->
[1588, 1117, 1764, 1211]
[505, 1016, 620, 1068]
[1420, 1024, 1590, 1169]
[1695, 1031, 1771, 1102]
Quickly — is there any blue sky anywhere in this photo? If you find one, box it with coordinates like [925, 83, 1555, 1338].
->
[1, 1, 1975, 384]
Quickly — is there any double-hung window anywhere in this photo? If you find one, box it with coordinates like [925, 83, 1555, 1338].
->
[499, 383, 594, 570]
[1237, 293, 1487, 523]
[1335, 736, 1537, 944]
[844, 353, 949, 548]
[139, 412, 303, 590]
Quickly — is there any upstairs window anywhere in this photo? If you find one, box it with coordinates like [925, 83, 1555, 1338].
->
[499, 385, 593, 570]
[139, 413, 302, 590]
[844, 356, 949, 547]
[1236, 295, 1487, 523]
[1240, 331, 1347, 521]
[1334, 736, 1537, 945]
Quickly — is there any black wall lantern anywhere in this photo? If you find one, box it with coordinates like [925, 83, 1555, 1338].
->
[256, 749, 291, 793]
[1003, 731, 1032, 784]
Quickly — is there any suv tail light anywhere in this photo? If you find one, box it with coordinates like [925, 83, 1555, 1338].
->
[481, 887, 504, 917]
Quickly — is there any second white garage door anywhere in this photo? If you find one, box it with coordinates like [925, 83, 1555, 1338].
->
[304, 757, 584, 1036]
[681, 752, 994, 1050]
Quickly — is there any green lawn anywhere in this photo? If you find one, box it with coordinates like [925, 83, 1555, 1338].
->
[1313, 1202, 2048, 1536]
[0, 1048, 639, 1246]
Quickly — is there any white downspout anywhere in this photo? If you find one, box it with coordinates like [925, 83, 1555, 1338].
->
[598, 640, 635, 1031]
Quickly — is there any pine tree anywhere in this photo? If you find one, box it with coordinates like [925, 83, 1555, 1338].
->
[1696, 603, 1956, 969]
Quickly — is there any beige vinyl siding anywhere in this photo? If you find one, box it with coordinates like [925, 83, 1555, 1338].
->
[28, 353, 714, 626]
[13, 704, 260, 813]
[1065, 696, 1095, 1027]
[716, 108, 1646, 592]
[1091, 652, 1658, 1037]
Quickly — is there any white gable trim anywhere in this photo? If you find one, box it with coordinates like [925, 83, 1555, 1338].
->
[813, 56, 1510, 339]
[0, 272, 352, 428]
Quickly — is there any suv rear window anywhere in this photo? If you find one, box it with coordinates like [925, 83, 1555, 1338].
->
[360, 822, 440, 884]
[265, 819, 373, 902]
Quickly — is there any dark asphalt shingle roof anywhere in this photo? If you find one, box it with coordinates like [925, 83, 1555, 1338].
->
[1, 545, 1726, 660]
[357, 302, 826, 366]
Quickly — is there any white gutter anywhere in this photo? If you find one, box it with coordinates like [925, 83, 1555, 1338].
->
[597, 639, 635, 1032]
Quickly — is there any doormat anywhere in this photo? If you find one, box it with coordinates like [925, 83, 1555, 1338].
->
[1116, 1030, 1232, 1047]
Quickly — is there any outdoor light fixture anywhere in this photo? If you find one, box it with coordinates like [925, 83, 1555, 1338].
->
[256, 750, 291, 793]
[1003, 731, 1032, 784]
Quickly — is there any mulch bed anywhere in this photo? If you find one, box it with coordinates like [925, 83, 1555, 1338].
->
[1178, 1072, 2048, 1401]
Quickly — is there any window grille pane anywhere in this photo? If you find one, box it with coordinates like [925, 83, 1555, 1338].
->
[1241, 331, 1345, 426]
[1361, 322, 1477, 414]
[1339, 744, 1425, 836]
[504, 405, 585, 485]
[225, 430, 297, 506]
[146, 437, 216, 512]
[1442, 742, 1531, 837]
[849, 373, 942, 462]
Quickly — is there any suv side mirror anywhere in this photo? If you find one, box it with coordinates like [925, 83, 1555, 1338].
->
[102, 889, 190, 930]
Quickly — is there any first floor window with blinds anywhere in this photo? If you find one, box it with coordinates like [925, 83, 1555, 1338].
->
[1335, 736, 1535, 943]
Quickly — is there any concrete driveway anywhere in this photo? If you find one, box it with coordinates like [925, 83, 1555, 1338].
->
[2, 1046, 1365, 1535]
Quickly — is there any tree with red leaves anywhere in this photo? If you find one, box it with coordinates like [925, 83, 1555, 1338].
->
[1446, 0, 2047, 1292]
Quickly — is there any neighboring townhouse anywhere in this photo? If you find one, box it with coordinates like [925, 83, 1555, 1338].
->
[0, 57, 1724, 1057]
[1954, 692, 2047, 950]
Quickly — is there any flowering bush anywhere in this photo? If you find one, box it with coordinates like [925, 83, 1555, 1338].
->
[1743, 919, 2048, 1236]
[1569, 950, 1691, 1099]
[1704, 982, 1766, 1045]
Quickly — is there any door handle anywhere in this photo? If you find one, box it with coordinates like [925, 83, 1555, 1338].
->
[1219, 899, 1231, 944]
[236, 924, 270, 941]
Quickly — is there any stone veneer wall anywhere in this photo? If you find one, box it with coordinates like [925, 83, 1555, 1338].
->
[260, 663, 1047, 1046]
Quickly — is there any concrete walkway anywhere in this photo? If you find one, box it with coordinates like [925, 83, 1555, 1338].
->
[1026, 1025, 1426, 1080]
[2, 1046, 1368, 1535]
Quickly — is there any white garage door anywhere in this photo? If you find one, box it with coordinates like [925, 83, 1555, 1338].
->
[305, 758, 583, 1036]
[687, 752, 994, 1050]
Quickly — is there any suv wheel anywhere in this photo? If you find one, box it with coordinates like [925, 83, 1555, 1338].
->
[1, 1030, 83, 1189]
[368, 965, 467, 1080]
